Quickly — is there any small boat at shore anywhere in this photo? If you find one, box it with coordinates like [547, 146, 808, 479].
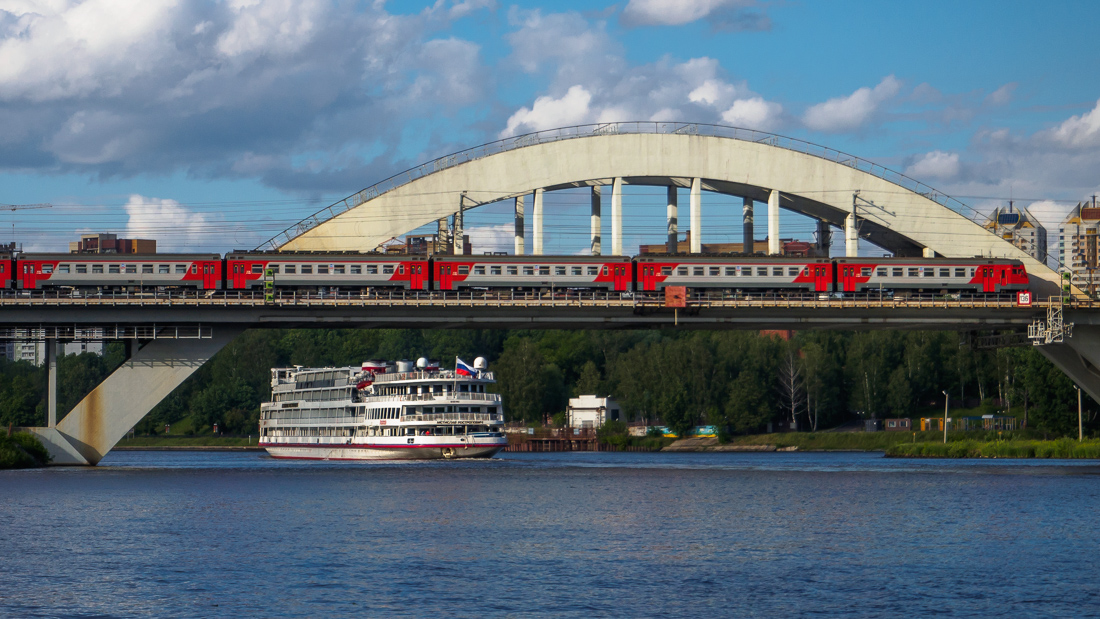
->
[258, 356, 507, 460]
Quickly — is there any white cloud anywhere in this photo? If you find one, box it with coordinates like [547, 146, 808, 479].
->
[501, 85, 593, 137]
[1042, 98, 1100, 149]
[720, 97, 782, 131]
[906, 150, 960, 181]
[466, 223, 513, 253]
[803, 75, 901, 133]
[124, 195, 210, 251]
[621, 0, 769, 30]
[985, 82, 1016, 106]
[216, 0, 326, 59]
[688, 79, 738, 107]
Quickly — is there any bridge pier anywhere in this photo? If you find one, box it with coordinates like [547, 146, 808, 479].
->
[25, 328, 243, 465]
[743, 197, 754, 254]
[816, 220, 832, 256]
[533, 188, 544, 255]
[590, 186, 601, 255]
[690, 178, 701, 253]
[46, 338, 57, 427]
[667, 186, 678, 253]
[1041, 325, 1100, 404]
[768, 190, 780, 255]
[612, 177, 623, 255]
[846, 212, 859, 257]
[453, 208, 464, 255]
[514, 195, 525, 255]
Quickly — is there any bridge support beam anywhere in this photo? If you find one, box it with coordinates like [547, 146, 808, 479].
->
[590, 186, 601, 255]
[533, 188, 544, 256]
[816, 220, 832, 256]
[25, 328, 244, 465]
[46, 338, 57, 427]
[768, 190, 780, 255]
[690, 178, 701, 253]
[453, 208, 464, 255]
[743, 197, 754, 255]
[514, 195, 525, 256]
[1038, 325, 1100, 405]
[667, 186, 678, 253]
[612, 177, 623, 255]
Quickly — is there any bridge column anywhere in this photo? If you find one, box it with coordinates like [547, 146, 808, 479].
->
[452, 209, 464, 255]
[845, 213, 858, 257]
[667, 187, 678, 253]
[612, 177, 623, 255]
[768, 190, 780, 255]
[742, 197, 754, 254]
[514, 195, 525, 256]
[590, 186, 601, 255]
[26, 328, 244, 465]
[690, 178, 701, 253]
[533, 189, 545, 255]
[46, 338, 57, 427]
[1038, 326, 1100, 405]
[816, 220, 832, 256]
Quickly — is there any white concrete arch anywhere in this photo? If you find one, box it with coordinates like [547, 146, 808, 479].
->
[271, 124, 1060, 293]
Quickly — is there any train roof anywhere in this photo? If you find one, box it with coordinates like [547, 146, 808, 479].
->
[226, 252, 427, 260]
[431, 254, 632, 263]
[18, 253, 222, 260]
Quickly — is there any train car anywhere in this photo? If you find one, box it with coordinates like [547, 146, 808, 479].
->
[833, 258, 1029, 294]
[430, 255, 634, 292]
[224, 253, 429, 291]
[16, 253, 224, 290]
[634, 255, 834, 293]
[0, 252, 13, 290]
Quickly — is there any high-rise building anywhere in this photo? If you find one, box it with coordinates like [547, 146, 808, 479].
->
[985, 203, 1047, 264]
[1059, 196, 1100, 296]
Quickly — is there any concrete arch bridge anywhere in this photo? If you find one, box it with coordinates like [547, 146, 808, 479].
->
[24, 123, 1100, 465]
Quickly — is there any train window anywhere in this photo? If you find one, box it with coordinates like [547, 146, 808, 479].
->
[158, 265, 169, 274]
[364, 265, 376, 275]
[571, 266, 582, 276]
[376, 265, 390, 275]
[58, 264, 69, 273]
[303, 265, 314, 274]
[860, 267, 871, 277]
[109, 265, 120, 274]
[76, 265, 87, 274]
[555, 266, 566, 276]
[755, 267, 766, 276]
[770, 267, 782, 276]
[794, 267, 805, 277]
[876, 267, 886, 277]
[709, 267, 720, 276]
[332, 265, 344, 274]
[318, 265, 329, 274]
[458, 265, 469, 275]
[142, 265, 153, 274]
[924, 268, 934, 278]
[907, 268, 918, 277]
[660, 266, 672, 276]
[125, 265, 137, 274]
[539, 266, 550, 276]
[42, 264, 53, 274]
[691, 267, 703, 276]
[892, 267, 902, 277]
[474, 266, 485, 275]
[939, 268, 950, 278]
[350, 265, 361, 275]
[508, 266, 519, 275]
[92, 265, 103, 274]
[523, 266, 534, 276]
[174, 265, 185, 274]
[491, 266, 502, 275]
[677, 267, 687, 276]
[970, 268, 976, 277]
[725, 267, 736, 276]
[284, 265, 297, 274]
[955, 268, 965, 277]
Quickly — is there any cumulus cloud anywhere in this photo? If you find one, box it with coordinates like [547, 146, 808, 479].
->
[906, 150, 960, 181]
[1041, 98, 1100, 149]
[466, 223, 514, 253]
[620, 0, 770, 31]
[720, 97, 782, 131]
[803, 75, 901, 133]
[502, 85, 593, 136]
[985, 82, 1017, 106]
[124, 195, 211, 251]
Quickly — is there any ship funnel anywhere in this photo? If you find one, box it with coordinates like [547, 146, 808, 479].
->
[396, 359, 415, 373]
[474, 357, 488, 370]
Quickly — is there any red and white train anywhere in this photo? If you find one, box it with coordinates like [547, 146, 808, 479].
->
[4, 251, 1030, 295]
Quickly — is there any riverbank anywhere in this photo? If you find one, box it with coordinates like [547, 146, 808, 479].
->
[116, 436, 260, 449]
[886, 438, 1100, 459]
[0, 432, 50, 469]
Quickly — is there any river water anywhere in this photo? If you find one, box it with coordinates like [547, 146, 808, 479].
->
[2, 451, 1099, 618]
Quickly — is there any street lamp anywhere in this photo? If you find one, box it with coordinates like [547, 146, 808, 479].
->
[1074, 385, 1083, 442]
[942, 390, 949, 444]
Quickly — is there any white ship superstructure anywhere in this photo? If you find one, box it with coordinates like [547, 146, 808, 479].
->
[258, 357, 507, 460]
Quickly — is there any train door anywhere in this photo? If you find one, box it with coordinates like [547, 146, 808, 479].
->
[437, 262, 454, 291]
[229, 263, 246, 289]
[201, 262, 219, 289]
[639, 264, 658, 291]
[982, 266, 996, 293]
[837, 265, 852, 292]
[20, 262, 39, 289]
[613, 264, 631, 291]
[410, 262, 427, 290]
[813, 264, 831, 292]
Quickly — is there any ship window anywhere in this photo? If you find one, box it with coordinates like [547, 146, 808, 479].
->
[109, 265, 120, 274]
[955, 268, 966, 278]
[491, 266, 502, 275]
[458, 265, 469, 275]
[474, 266, 485, 275]
[302, 265, 313, 274]
[76, 264, 87, 274]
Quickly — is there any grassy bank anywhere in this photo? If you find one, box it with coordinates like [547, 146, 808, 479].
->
[886, 438, 1100, 459]
[0, 432, 50, 468]
[724, 431, 946, 451]
[116, 435, 259, 448]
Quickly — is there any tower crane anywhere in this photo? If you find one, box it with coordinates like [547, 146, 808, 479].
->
[1, 203, 53, 250]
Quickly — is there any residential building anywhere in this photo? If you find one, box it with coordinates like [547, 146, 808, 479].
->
[984, 203, 1047, 264]
[1058, 197, 1100, 295]
[566, 395, 621, 429]
[69, 233, 156, 254]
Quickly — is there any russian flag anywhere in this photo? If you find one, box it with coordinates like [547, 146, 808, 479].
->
[456, 357, 475, 376]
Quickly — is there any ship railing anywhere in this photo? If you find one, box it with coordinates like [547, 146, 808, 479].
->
[372, 370, 495, 383]
[359, 392, 502, 404]
[400, 413, 504, 423]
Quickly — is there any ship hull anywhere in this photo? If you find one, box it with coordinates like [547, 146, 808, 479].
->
[261, 441, 506, 461]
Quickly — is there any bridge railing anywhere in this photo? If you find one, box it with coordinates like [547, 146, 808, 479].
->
[259, 121, 993, 251]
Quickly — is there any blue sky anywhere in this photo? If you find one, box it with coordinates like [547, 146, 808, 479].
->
[1, 0, 1098, 254]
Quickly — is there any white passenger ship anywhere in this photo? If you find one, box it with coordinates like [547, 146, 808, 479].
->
[258, 357, 508, 460]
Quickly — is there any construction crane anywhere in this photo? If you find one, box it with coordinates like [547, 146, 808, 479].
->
[1, 203, 53, 250]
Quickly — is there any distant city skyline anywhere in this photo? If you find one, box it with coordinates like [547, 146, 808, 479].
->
[1, 0, 1098, 256]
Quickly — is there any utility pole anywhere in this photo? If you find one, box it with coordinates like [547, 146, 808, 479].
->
[1076, 385, 1083, 441]
[942, 390, 949, 444]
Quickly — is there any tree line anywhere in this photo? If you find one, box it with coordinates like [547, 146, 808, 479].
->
[0, 329, 1093, 438]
